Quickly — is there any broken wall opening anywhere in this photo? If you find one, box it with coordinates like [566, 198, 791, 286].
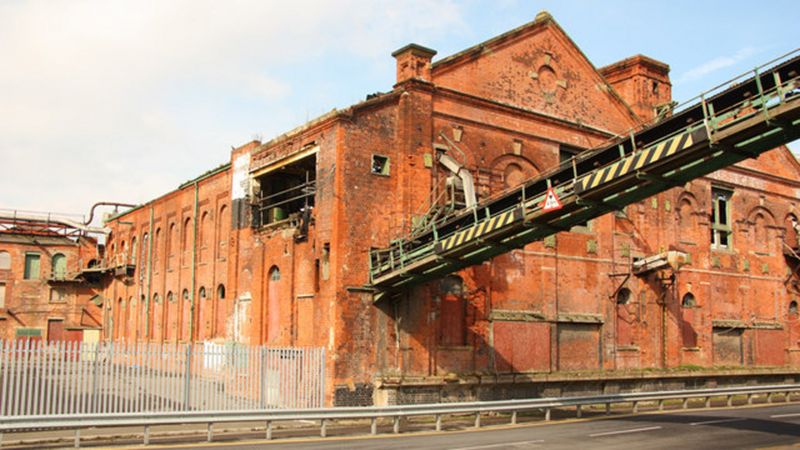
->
[252, 152, 317, 233]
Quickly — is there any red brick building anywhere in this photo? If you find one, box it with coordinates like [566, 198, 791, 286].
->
[0, 212, 104, 342]
[97, 13, 800, 405]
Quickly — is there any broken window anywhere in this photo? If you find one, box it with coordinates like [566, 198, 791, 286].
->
[616, 288, 632, 305]
[682, 293, 696, 308]
[371, 154, 390, 176]
[50, 287, 67, 303]
[253, 152, 316, 228]
[711, 187, 733, 249]
[559, 144, 581, 165]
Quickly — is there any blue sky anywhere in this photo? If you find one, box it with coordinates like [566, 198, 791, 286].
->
[1, 0, 798, 217]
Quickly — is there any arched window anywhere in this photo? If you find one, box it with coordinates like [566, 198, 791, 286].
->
[615, 288, 634, 346]
[199, 286, 207, 300]
[167, 291, 175, 303]
[267, 266, 282, 343]
[786, 214, 799, 249]
[681, 293, 698, 348]
[153, 228, 161, 272]
[87, 259, 99, 268]
[616, 288, 632, 305]
[131, 237, 137, 265]
[141, 232, 149, 273]
[182, 289, 189, 301]
[217, 284, 226, 300]
[790, 300, 798, 316]
[51, 253, 67, 279]
[183, 218, 192, 250]
[153, 293, 160, 304]
[200, 211, 209, 247]
[218, 205, 228, 259]
[0, 251, 10, 270]
[682, 293, 697, 308]
[168, 222, 177, 270]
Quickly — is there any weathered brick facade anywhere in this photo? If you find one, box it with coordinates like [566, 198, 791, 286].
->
[0, 224, 103, 342]
[59, 13, 800, 405]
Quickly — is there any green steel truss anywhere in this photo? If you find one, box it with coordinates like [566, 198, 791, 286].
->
[369, 50, 800, 299]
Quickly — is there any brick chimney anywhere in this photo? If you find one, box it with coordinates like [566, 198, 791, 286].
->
[600, 55, 671, 122]
[392, 43, 437, 84]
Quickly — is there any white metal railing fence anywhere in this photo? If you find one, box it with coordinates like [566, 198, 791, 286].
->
[0, 340, 325, 416]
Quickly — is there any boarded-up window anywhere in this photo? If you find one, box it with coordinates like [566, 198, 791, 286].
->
[24, 253, 40, 279]
[50, 287, 68, 303]
[47, 319, 65, 342]
[494, 321, 550, 373]
[557, 323, 600, 371]
[616, 288, 635, 346]
[217, 205, 228, 259]
[199, 211, 209, 262]
[51, 253, 67, 279]
[712, 327, 743, 366]
[439, 276, 466, 346]
[0, 282, 5, 308]
[0, 251, 10, 270]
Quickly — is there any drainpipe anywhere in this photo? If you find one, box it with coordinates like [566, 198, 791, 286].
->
[145, 207, 154, 339]
[190, 182, 199, 341]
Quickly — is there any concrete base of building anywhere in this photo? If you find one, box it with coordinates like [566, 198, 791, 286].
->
[344, 368, 800, 406]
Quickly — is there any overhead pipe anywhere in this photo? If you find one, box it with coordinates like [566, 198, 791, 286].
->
[84, 202, 137, 226]
[0, 210, 109, 235]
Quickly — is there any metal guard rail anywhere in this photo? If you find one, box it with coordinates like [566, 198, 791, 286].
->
[2, 383, 800, 446]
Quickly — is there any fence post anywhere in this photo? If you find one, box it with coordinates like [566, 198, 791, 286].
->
[260, 347, 267, 409]
[183, 343, 192, 410]
[91, 342, 100, 412]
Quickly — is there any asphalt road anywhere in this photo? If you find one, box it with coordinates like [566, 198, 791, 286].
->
[128, 403, 800, 450]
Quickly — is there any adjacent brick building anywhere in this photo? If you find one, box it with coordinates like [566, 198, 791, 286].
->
[0, 213, 104, 343]
[7, 13, 798, 405]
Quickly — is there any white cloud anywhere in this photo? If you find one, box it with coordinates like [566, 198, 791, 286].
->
[0, 0, 464, 216]
[676, 46, 759, 84]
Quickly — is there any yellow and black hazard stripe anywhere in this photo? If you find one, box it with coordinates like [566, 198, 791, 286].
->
[575, 129, 702, 195]
[435, 207, 523, 253]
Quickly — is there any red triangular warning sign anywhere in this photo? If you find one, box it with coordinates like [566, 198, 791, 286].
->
[542, 187, 562, 212]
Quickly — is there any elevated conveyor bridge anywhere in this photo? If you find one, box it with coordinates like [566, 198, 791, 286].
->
[369, 50, 800, 297]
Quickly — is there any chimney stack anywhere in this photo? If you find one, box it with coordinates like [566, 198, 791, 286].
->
[392, 43, 437, 84]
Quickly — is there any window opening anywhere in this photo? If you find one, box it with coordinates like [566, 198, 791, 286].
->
[616, 288, 632, 305]
[712, 188, 733, 249]
[682, 293, 697, 308]
[559, 144, 581, 165]
[253, 153, 316, 230]
[371, 154, 390, 175]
